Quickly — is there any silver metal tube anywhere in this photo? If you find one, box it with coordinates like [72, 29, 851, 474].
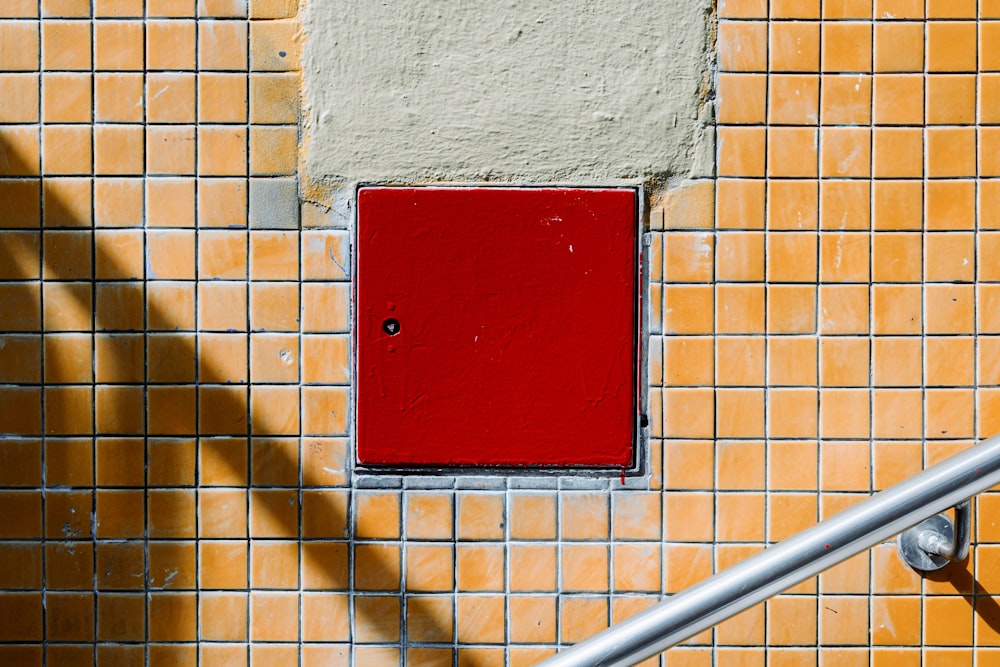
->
[538, 434, 1000, 667]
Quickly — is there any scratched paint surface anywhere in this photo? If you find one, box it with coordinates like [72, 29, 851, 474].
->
[356, 187, 638, 466]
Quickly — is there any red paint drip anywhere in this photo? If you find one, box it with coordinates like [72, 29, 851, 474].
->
[620, 467, 626, 485]
[825, 544, 831, 549]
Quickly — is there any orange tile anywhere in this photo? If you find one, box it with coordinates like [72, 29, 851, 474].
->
[924, 596, 973, 645]
[147, 281, 195, 331]
[717, 73, 767, 124]
[146, 178, 195, 229]
[94, 20, 143, 70]
[926, 284, 974, 334]
[0, 1, 38, 17]
[96, 282, 144, 330]
[716, 388, 765, 437]
[768, 180, 818, 230]
[562, 493, 609, 540]
[42, 125, 92, 176]
[769, 21, 820, 72]
[198, 230, 248, 279]
[0, 439, 41, 486]
[353, 543, 401, 591]
[927, 22, 978, 72]
[199, 126, 248, 175]
[769, 337, 817, 386]
[872, 233, 920, 282]
[509, 544, 556, 592]
[95, 229, 144, 280]
[927, 128, 976, 178]
[927, 180, 975, 230]
[45, 490, 91, 539]
[820, 232, 868, 282]
[509, 596, 556, 643]
[767, 285, 817, 334]
[456, 545, 508, 591]
[561, 544, 608, 591]
[509, 493, 556, 540]
[251, 437, 298, 486]
[249, 333, 298, 383]
[251, 72, 300, 124]
[716, 337, 764, 386]
[250, 231, 298, 279]
[872, 596, 921, 645]
[662, 440, 714, 489]
[0, 180, 41, 228]
[150, 541, 197, 590]
[250, 126, 298, 175]
[146, 230, 195, 280]
[301, 386, 347, 434]
[560, 597, 609, 644]
[96, 593, 144, 640]
[716, 439, 765, 490]
[662, 337, 711, 386]
[148, 489, 196, 538]
[250, 0, 297, 18]
[873, 128, 922, 178]
[93, 125, 144, 177]
[94, 0, 143, 15]
[147, 126, 196, 175]
[873, 22, 923, 72]
[147, 437, 195, 486]
[872, 389, 922, 439]
[95, 72, 143, 121]
[198, 178, 247, 228]
[767, 596, 817, 645]
[820, 388, 871, 438]
[42, 21, 91, 70]
[456, 595, 505, 644]
[926, 388, 974, 438]
[820, 596, 868, 645]
[769, 389, 819, 438]
[94, 178, 142, 228]
[199, 19, 248, 70]
[820, 550, 870, 594]
[984, 129, 1000, 178]
[302, 230, 350, 280]
[250, 20, 302, 71]
[820, 73, 871, 125]
[147, 385, 196, 435]
[767, 233, 817, 283]
[198, 282, 248, 331]
[148, 0, 194, 15]
[303, 592, 349, 641]
[820, 127, 871, 178]
[984, 75, 1000, 123]
[825, 0, 872, 18]
[200, 593, 248, 640]
[0, 127, 40, 177]
[718, 21, 767, 71]
[767, 127, 818, 178]
[147, 72, 196, 122]
[717, 492, 765, 541]
[926, 74, 976, 125]
[664, 285, 714, 334]
[820, 441, 871, 491]
[43, 334, 92, 384]
[768, 441, 818, 491]
[927, 233, 974, 283]
[873, 181, 923, 229]
[0, 231, 41, 280]
[822, 22, 872, 72]
[41, 73, 88, 123]
[768, 74, 819, 124]
[147, 20, 196, 70]
[663, 390, 715, 439]
[46, 591, 94, 642]
[355, 491, 400, 539]
[95, 489, 144, 539]
[406, 493, 453, 540]
[149, 592, 197, 641]
[199, 72, 248, 123]
[717, 179, 765, 230]
[929, 0, 976, 16]
[715, 232, 763, 282]
[718, 0, 767, 18]
[44, 385, 94, 435]
[353, 595, 400, 642]
[872, 284, 921, 334]
[95, 435, 144, 485]
[250, 540, 298, 588]
[872, 74, 923, 125]
[250, 488, 298, 538]
[715, 284, 764, 334]
[198, 385, 249, 436]
[717, 126, 765, 177]
[820, 337, 869, 387]
[199, 540, 247, 588]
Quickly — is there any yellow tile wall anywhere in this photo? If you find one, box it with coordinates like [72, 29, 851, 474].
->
[4, 0, 1000, 665]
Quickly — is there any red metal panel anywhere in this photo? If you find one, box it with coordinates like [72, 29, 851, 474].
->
[356, 187, 638, 467]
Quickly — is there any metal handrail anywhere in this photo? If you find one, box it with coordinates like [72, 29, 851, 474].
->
[538, 434, 1000, 667]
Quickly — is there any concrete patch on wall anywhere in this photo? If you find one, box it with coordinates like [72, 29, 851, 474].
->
[302, 0, 715, 190]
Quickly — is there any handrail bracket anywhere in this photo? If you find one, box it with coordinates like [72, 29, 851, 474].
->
[897, 500, 971, 571]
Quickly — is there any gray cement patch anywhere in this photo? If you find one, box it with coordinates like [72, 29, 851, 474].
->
[302, 0, 714, 186]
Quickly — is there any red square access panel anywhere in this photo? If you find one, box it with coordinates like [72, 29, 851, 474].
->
[356, 187, 639, 468]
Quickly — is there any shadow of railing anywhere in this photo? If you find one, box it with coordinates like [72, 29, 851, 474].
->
[0, 131, 449, 650]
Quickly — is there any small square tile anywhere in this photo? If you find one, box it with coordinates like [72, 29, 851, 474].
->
[94, 20, 144, 70]
[822, 22, 872, 72]
[768, 74, 819, 125]
[718, 21, 767, 71]
[147, 20, 197, 70]
[199, 72, 248, 122]
[873, 21, 923, 72]
[251, 20, 301, 71]
[147, 73, 196, 122]
[199, 178, 248, 228]
[927, 22, 977, 72]
[770, 21, 820, 72]
[42, 21, 91, 70]
[95, 72, 143, 121]
[251, 73, 299, 124]
[199, 20, 248, 70]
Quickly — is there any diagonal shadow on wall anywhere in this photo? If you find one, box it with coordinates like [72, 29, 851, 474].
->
[0, 134, 452, 657]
